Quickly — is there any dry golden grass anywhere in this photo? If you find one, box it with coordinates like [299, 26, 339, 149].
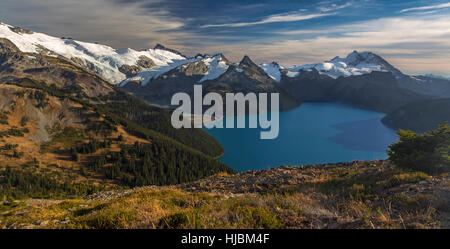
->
[1, 173, 445, 229]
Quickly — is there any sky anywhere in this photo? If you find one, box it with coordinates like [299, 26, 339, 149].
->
[1, 0, 450, 76]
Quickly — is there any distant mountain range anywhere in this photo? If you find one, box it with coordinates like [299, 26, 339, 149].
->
[1, 21, 449, 131]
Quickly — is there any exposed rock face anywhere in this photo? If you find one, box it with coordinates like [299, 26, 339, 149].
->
[69, 57, 104, 77]
[118, 56, 156, 77]
[8, 26, 33, 35]
[136, 55, 156, 69]
[119, 64, 141, 77]
[34, 44, 60, 57]
[0, 38, 19, 53]
[154, 43, 187, 58]
[179, 60, 209, 76]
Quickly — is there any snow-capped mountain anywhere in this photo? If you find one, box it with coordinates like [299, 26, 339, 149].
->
[282, 51, 403, 79]
[258, 51, 404, 83]
[199, 54, 230, 82]
[119, 53, 230, 86]
[0, 22, 187, 84]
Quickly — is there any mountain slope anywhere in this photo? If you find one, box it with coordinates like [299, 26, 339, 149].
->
[280, 68, 429, 113]
[382, 98, 450, 133]
[328, 71, 429, 113]
[0, 37, 234, 192]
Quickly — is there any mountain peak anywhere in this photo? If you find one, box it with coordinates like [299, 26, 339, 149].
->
[344, 50, 376, 65]
[217, 53, 231, 64]
[153, 43, 186, 58]
[239, 55, 257, 67]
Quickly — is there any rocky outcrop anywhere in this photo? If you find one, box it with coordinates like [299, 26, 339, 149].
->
[154, 43, 187, 58]
[136, 55, 156, 69]
[8, 25, 33, 35]
[119, 56, 157, 77]
[0, 38, 19, 53]
[119, 64, 141, 77]
[179, 60, 209, 76]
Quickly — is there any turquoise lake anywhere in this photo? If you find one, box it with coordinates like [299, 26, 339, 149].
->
[205, 103, 398, 172]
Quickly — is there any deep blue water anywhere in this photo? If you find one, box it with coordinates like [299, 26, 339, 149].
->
[205, 103, 398, 172]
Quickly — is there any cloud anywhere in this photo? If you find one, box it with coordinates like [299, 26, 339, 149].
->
[318, 2, 353, 12]
[400, 2, 450, 13]
[199, 2, 353, 28]
[208, 14, 450, 76]
[0, 0, 189, 50]
[200, 12, 333, 28]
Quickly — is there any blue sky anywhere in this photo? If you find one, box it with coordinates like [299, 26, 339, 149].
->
[1, 0, 450, 75]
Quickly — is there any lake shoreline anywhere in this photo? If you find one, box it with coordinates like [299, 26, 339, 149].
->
[205, 102, 398, 172]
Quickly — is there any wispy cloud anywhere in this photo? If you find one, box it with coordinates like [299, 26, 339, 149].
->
[318, 2, 353, 12]
[208, 14, 450, 76]
[201, 11, 332, 28]
[200, 2, 354, 28]
[0, 0, 189, 50]
[400, 2, 450, 13]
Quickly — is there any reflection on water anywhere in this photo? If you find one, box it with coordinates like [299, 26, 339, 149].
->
[329, 118, 397, 152]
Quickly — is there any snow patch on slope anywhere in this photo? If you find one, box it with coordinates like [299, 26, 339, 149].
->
[259, 62, 283, 82]
[199, 54, 229, 82]
[285, 71, 300, 78]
